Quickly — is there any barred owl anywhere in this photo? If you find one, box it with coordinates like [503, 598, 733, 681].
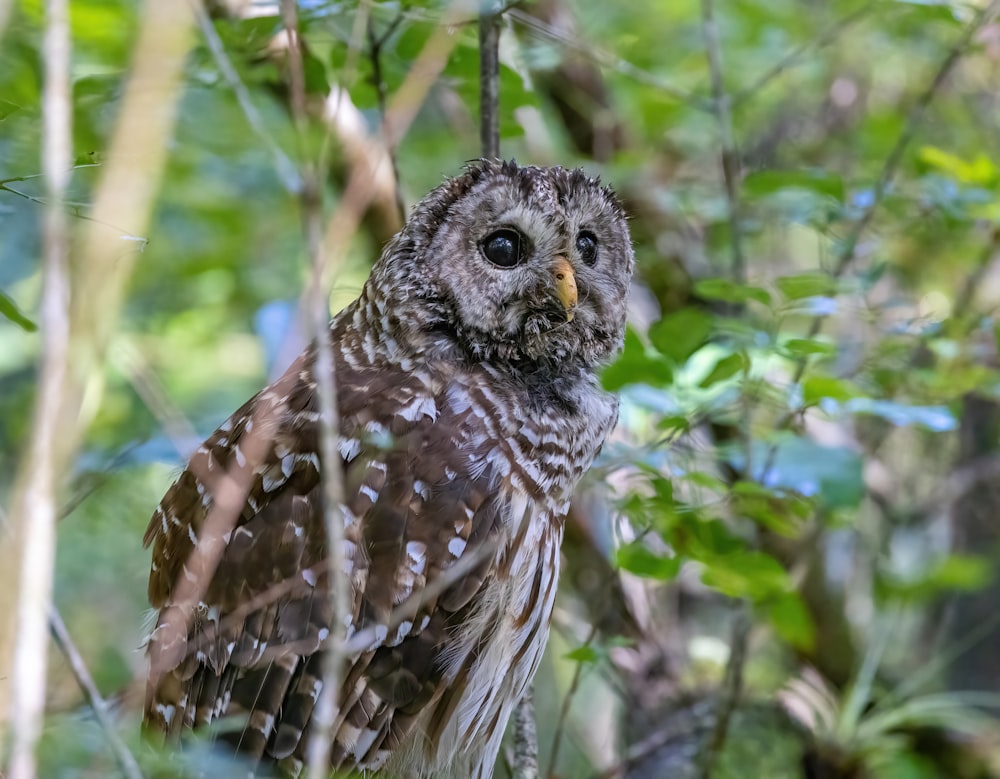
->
[143, 160, 634, 778]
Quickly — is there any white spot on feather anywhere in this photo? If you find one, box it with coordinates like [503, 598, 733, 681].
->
[406, 541, 426, 575]
[156, 703, 176, 727]
[233, 445, 246, 468]
[302, 568, 317, 587]
[448, 537, 467, 558]
[339, 437, 361, 461]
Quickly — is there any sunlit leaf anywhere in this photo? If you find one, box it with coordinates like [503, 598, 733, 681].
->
[767, 592, 816, 651]
[701, 550, 790, 599]
[802, 375, 864, 404]
[918, 146, 998, 186]
[777, 272, 837, 300]
[694, 278, 772, 306]
[649, 307, 713, 363]
[842, 398, 957, 431]
[744, 169, 845, 202]
[615, 542, 681, 580]
[602, 327, 673, 390]
[784, 338, 835, 358]
[0, 289, 37, 331]
[699, 352, 746, 388]
[879, 554, 992, 602]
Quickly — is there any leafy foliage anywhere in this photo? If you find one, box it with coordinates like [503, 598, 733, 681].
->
[4, 0, 1000, 776]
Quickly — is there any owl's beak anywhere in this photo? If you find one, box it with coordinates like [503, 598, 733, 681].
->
[553, 256, 578, 322]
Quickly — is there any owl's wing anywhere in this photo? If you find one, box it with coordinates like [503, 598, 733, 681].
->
[143, 343, 507, 770]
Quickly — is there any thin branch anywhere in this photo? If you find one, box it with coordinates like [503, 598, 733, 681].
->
[507, 7, 707, 111]
[761, 1, 1000, 480]
[367, 10, 406, 221]
[5, 0, 71, 772]
[511, 687, 539, 779]
[0, 0, 12, 48]
[731, 4, 873, 106]
[114, 342, 202, 460]
[49, 609, 143, 779]
[479, 0, 501, 159]
[275, 4, 351, 778]
[183, 534, 500, 665]
[547, 625, 597, 778]
[148, 397, 289, 695]
[701, 0, 744, 289]
[319, 0, 468, 268]
[697, 603, 751, 779]
[193, 1, 301, 194]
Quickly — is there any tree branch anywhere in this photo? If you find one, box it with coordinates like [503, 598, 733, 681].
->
[479, 0, 501, 159]
[4, 1, 71, 773]
[49, 609, 143, 779]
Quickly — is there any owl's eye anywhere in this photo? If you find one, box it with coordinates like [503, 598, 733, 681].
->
[481, 228, 525, 268]
[576, 231, 598, 266]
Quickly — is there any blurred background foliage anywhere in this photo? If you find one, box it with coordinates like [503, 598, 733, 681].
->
[4, 0, 1000, 776]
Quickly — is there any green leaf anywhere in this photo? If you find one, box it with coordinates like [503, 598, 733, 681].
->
[701, 550, 790, 599]
[683, 471, 728, 493]
[880, 554, 992, 602]
[784, 338, 835, 358]
[743, 169, 845, 202]
[802, 375, 863, 404]
[0, 290, 37, 332]
[694, 278, 771, 306]
[732, 480, 809, 536]
[616, 542, 681, 580]
[755, 438, 865, 510]
[766, 592, 816, 651]
[649, 307, 713, 363]
[918, 146, 998, 186]
[602, 327, 673, 390]
[564, 645, 600, 664]
[844, 398, 957, 432]
[699, 352, 746, 388]
[777, 272, 837, 300]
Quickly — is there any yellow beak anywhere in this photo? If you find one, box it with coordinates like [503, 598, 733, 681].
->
[553, 256, 578, 322]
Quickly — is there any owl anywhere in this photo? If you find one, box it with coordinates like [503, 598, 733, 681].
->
[142, 160, 634, 778]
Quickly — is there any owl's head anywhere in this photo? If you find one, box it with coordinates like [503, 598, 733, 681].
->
[368, 160, 634, 373]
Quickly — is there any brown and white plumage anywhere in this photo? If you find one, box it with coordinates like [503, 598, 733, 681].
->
[142, 160, 634, 777]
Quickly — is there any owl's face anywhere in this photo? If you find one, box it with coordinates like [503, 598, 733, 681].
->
[371, 161, 634, 371]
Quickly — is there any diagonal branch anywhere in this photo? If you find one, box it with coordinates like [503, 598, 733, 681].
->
[49, 609, 143, 779]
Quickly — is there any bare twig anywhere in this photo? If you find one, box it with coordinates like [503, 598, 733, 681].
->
[192, 1, 300, 193]
[479, 0, 501, 159]
[4, 1, 71, 772]
[341, 538, 498, 656]
[512, 687, 539, 779]
[547, 625, 597, 778]
[49, 609, 143, 779]
[367, 10, 406, 222]
[761, 1, 1000, 481]
[0, 0, 12, 46]
[697, 603, 751, 779]
[114, 342, 201, 460]
[148, 397, 288, 692]
[731, 5, 873, 106]
[507, 7, 707, 111]
[274, 4, 352, 778]
[701, 0, 743, 289]
[319, 0, 468, 271]
[184, 533, 500, 663]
